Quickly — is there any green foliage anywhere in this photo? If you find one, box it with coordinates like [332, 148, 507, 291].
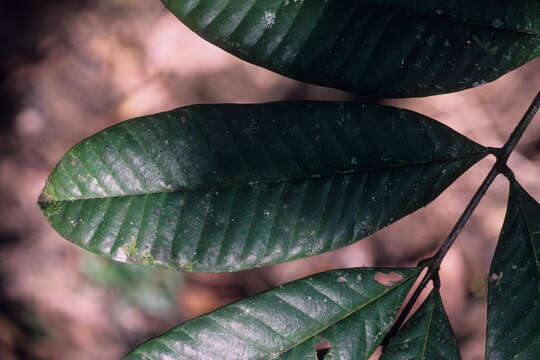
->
[38, 0, 540, 359]
[161, 0, 540, 97]
[124, 268, 419, 359]
[381, 290, 461, 360]
[38, 102, 487, 272]
[487, 181, 540, 358]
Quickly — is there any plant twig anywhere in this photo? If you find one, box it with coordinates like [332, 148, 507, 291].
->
[382, 269, 432, 345]
[382, 166, 498, 346]
[383, 90, 540, 346]
[433, 166, 499, 264]
[499, 91, 540, 163]
[435, 90, 540, 264]
[436, 90, 539, 264]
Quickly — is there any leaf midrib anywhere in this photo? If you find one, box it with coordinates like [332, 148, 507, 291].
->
[420, 296, 435, 360]
[41, 150, 488, 204]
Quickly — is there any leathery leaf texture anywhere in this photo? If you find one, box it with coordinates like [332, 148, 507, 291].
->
[124, 267, 420, 359]
[161, 0, 540, 98]
[38, 102, 488, 272]
[486, 181, 540, 359]
[380, 289, 461, 360]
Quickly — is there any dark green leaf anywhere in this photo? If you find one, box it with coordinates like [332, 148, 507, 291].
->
[124, 267, 420, 359]
[38, 102, 487, 272]
[381, 289, 461, 360]
[161, 0, 540, 97]
[486, 181, 540, 359]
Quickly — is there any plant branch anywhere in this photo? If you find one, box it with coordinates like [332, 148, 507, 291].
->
[382, 165, 498, 346]
[435, 90, 540, 264]
[383, 90, 540, 346]
[499, 90, 540, 164]
[382, 269, 432, 345]
[433, 165, 499, 264]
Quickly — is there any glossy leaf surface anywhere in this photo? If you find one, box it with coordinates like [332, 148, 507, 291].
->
[161, 0, 540, 97]
[124, 267, 420, 359]
[39, 102, 488, 272]
[487, 181, 540, 359]
[381, 289, 461, 360]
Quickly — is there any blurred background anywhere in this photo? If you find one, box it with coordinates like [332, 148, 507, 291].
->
[0, 1, 539, 359]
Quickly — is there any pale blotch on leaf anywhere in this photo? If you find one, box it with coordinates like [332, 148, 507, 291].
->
[374, 272, 404, 286]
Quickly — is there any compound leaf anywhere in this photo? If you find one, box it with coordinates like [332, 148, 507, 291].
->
[124, 267, 420, 359]
[161, 0, 540, 97]
[486, 181, 540, 359]
[381, 289, 461, 360]
[39, 102, 488, 272]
